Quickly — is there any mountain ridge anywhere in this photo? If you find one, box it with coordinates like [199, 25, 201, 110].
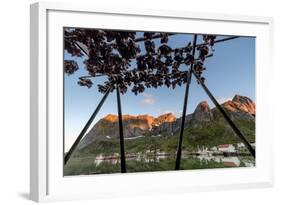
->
[77, 95, 255, 150]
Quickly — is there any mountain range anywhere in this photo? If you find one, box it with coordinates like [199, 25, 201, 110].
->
[77, 95, 255, 150]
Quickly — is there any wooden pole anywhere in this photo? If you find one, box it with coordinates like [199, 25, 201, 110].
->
[64, 87, 111, 165]
[116, 84, 127, 173]
[175, 34, 198, 170]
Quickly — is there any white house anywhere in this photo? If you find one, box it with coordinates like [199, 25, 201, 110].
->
[197, 146, 209, 154]
[210, 146, 218, 152]
[237, 142, 245, 148]
[217, 144, 236, 152]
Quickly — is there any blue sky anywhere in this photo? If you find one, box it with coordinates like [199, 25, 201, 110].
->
[64, 32, 255, 151]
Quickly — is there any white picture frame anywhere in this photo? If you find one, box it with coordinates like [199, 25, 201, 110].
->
[30, 2, 274, 202]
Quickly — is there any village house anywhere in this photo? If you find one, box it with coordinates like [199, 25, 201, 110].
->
[210, 146, 218, 152]
[217, 144, 236, 152]
[237, 142, 245, 148]
[197, 146, 209, 154]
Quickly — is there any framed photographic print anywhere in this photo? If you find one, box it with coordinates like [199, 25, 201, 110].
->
[30, 2, 274, 202]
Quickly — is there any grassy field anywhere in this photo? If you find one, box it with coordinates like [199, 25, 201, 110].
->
[64, 155, 251, 176]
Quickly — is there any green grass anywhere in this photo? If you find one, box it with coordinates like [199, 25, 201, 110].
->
[182, 119, 255, 149]
[64, 155, 253, 176]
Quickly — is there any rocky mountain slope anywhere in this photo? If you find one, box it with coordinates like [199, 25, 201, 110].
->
[77, 95, 255, 150]
[77, 113, 177, 149]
